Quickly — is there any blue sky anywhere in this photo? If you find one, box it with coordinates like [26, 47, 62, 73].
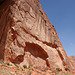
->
[39, 0, 75, 56]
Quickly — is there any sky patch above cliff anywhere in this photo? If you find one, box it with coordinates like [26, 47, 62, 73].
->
[39, 0, 75, 56]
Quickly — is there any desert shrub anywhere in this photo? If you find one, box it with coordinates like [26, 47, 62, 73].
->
[23, 65, 27, 69]
[23, 65, 33, 69]
[6, 62, 10, 66]
[57, 68, 62, 71]
[14, 64, 19, 70]
[28, 65, 33, 68]
[21, 68, 24, 71]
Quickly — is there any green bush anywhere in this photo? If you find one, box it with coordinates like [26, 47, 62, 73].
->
[28, 65, 33, 68]
[57, 68, 62, 71]
[23, 65, 27, 69]
[23, 65, 33, 69]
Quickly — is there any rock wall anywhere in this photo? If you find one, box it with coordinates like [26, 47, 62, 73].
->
[0, 0, 71, 71]
[68, 56, 75, 72]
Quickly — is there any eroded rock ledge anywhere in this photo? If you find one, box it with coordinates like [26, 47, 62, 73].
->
[0, 0, 71, 71]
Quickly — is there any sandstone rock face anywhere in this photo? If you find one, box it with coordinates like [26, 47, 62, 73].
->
[68, 56, 75, 72]
[0, 0, 71, 71]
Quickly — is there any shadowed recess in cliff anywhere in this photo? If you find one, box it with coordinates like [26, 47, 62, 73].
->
[57, 50, 64, 61]
[0, 0, 15, 59]
[24, 42, 50, 67]
[11, 55, 24, 64]
[0, 0, 5, 5]
[25, 42, 48, 59]
[57, 49, 67, 66]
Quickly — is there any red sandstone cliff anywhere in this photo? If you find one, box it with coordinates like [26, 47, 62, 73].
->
[0, 0, 71, 71]
[68, 56, 75, 72]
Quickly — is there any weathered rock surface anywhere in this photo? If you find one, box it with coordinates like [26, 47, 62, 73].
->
[68, 56, 75, 72]
[0, 62, 75, 75]
[0, 0, 71, 71]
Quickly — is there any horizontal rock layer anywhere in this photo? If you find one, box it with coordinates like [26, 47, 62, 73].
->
[0, 0, 71, 71]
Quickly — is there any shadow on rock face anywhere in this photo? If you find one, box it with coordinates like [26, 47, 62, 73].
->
[0, 0, 15, 59]
[11, 55, 24, 64]
[24, 42, 50, 67]
[0, 0, 5, 5]
[25, 42, 48, 60]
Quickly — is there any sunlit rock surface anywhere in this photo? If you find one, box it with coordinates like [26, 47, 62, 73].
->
[0, 0, 71, 71]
